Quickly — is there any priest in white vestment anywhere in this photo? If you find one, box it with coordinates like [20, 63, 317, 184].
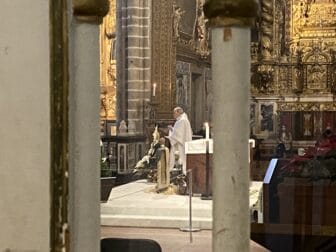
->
[166, 107, 193, 174]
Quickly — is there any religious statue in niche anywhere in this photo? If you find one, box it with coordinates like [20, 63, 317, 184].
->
[260, 104, 274, 132]
[195, 0, 209, 56]
[277, 125, 293, 153]
[119, 120, 128, 136]
[293, 66, 304, 93]
[173, 5, 185, 39]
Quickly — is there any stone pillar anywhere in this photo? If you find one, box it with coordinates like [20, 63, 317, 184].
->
[212, 27, 251, 251]
[69, 21, 101, 252]
[70, 1, 109, 252]
[204, 1, 259, 251]
[118, 0, 151, 134]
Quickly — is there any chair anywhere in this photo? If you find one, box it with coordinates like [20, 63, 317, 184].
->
[101, 237, 162, 252]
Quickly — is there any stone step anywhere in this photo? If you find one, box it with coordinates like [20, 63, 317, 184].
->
[101, 203, 212, 218]
[101, 214, 212, 229]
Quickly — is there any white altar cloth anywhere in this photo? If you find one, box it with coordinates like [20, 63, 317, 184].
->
[185, 139, 213, 154]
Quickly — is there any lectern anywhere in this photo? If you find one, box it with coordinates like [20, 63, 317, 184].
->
[185, 139, 213, 195]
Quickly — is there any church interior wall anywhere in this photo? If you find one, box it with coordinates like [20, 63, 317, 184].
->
[174, 0, 211, 133]
[101, 0, 336, 181]
[100, 0, 212, 173]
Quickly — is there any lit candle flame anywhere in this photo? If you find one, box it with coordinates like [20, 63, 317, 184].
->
[152, 83, 157, 96]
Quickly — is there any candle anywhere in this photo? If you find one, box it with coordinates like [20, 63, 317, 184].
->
[152, 83, 157, 96]
[204, 122, 209, 139]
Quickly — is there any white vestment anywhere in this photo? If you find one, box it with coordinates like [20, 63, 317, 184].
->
[167, 113, 192, 174]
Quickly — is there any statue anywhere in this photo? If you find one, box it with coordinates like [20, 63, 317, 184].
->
[173, 5, 185, 38]
[195, 0, 209, 56]
[156, 137, 170, 191]
[132, 126, 164, 183]
[135, 126, 160, 170]
[277, 125, 293, 156]
[119, 120, 128, 135]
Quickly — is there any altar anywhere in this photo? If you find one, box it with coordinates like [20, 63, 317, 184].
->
[185, 139, 213, 195]
[185, 138, 255, 195]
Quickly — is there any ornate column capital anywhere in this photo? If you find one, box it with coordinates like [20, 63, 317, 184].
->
[204, 0, 259, 27]
[73, 0, 109, 23]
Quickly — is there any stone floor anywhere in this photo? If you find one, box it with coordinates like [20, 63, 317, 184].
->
[101, 179, 263, 229]
[101, 226, 269, 252]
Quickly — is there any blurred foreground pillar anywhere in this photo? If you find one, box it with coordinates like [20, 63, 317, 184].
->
[204, 1, 259, 251]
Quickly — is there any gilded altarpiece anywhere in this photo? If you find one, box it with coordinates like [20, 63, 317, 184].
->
[251, 0, 336, 178]
[251, 0, 336, 138]
[100, 0, 117, 123]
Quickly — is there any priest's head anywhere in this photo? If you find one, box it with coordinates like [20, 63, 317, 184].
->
[173, 106, 184, 119]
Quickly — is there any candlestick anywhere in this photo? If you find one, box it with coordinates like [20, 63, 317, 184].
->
[204, 122, 209, 139]
[152, 83, 157, 97]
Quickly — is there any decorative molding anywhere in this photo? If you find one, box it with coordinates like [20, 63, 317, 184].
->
[278, 102, 336, 112]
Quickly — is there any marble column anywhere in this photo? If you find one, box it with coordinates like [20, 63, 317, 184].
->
[212, 26, 251, 252]
[204, 1, 259, 251]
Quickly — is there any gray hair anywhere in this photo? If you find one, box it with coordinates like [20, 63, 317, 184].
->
[173, 106, 184, 114]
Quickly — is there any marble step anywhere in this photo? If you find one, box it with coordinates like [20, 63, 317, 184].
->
[101, 214, 212, 229]
[101, 203, 212, 218]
